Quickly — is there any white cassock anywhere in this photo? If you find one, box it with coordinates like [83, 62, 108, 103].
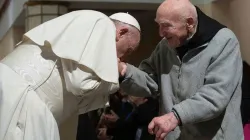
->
[0, 10, 119, 140]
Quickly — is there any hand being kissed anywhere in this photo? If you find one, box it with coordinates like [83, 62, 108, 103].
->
[117, 58, 127, 77]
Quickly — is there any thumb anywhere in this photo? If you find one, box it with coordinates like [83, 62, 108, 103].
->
[110, 110, 116, 115]
[148, 119, 155, 134]
[117, 58, 121, 63]
[121, 64, 127, 76]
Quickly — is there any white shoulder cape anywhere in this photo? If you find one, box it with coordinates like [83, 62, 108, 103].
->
[22, 10, 118, 84]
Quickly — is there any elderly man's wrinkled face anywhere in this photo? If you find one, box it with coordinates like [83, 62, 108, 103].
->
[155, 10, 190, 48]
[115, 26, 140, 62]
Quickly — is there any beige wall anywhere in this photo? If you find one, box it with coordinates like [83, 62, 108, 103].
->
[1, 1, 249, 64]
[117, 0, 250, 66]
[228, 0, 250, 64]
[0, 26, 24, 60]
[198, 0, 250, 64]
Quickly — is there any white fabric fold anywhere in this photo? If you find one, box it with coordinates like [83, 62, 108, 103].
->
[23, 10, 119, 84]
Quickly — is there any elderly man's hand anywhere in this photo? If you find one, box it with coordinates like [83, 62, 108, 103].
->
[148, 112, 179, 140]
[117, 58, 127, 76]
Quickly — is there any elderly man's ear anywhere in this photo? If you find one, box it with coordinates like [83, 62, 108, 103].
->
[186, 17, 195, 30]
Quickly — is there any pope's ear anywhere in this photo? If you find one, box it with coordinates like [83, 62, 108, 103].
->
[119, 27, 129, 37]
[116, 29, 120, 41]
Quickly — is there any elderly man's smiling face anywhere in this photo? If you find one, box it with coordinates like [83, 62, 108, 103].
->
[155, 0, 197, 48]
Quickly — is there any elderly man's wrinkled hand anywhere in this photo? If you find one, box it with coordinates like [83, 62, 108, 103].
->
[117, 58, 127, 77]
[148, 112, 179, 140]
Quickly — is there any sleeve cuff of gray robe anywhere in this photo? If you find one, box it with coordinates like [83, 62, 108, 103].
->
[171, 108, 182, 126]
[173, 103, 191, 125]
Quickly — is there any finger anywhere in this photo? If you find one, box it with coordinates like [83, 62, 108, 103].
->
[103, 114, 109, 117]
[121, 70, 126, 76]
[160, 132, 167, 139]
[153, 126, 159, 134]
[156, 137, 164, 140]
[121, 65, 127, 76]
[105, 115, 112, 119]
[155, 137, 162, 140]
[156, 128, 163, 138]
[103, 116, 108, 120]
[148, 120, 155, 134]
[155, 136, 163, 140]
[110, 110, 116, 115]
[98, 130, 102, 135]
[104, 117, 110, 121]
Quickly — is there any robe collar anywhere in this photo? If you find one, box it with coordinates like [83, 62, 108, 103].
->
[176, 6, 226, 59]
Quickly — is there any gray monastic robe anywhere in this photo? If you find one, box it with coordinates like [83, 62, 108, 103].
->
[121, 29, 243, 140]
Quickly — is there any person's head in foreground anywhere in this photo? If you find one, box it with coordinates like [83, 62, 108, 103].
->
[155, 0, 197, 48]
[110, 12, 141, 62]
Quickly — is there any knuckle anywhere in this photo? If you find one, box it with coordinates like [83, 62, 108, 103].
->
[163, 128, 169, 133]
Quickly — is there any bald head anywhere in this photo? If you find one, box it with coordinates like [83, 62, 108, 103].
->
[155, 0, 198, 48]
[157, 0, 197, 22]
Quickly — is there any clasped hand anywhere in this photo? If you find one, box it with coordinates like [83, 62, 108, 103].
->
[117, 58, 127, 76]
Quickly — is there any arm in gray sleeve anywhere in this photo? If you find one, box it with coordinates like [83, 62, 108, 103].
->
[173, 31, 242, 124]
[120, 44, 160, 97]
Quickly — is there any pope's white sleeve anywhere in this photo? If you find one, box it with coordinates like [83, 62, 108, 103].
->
[61, 59, 101, 96]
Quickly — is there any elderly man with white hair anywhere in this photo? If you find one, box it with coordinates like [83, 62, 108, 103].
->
[0, 10, 140, 140]
[118, 0, 243, 140]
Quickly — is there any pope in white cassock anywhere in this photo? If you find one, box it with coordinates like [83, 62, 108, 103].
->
[0, 10, 141, 140]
